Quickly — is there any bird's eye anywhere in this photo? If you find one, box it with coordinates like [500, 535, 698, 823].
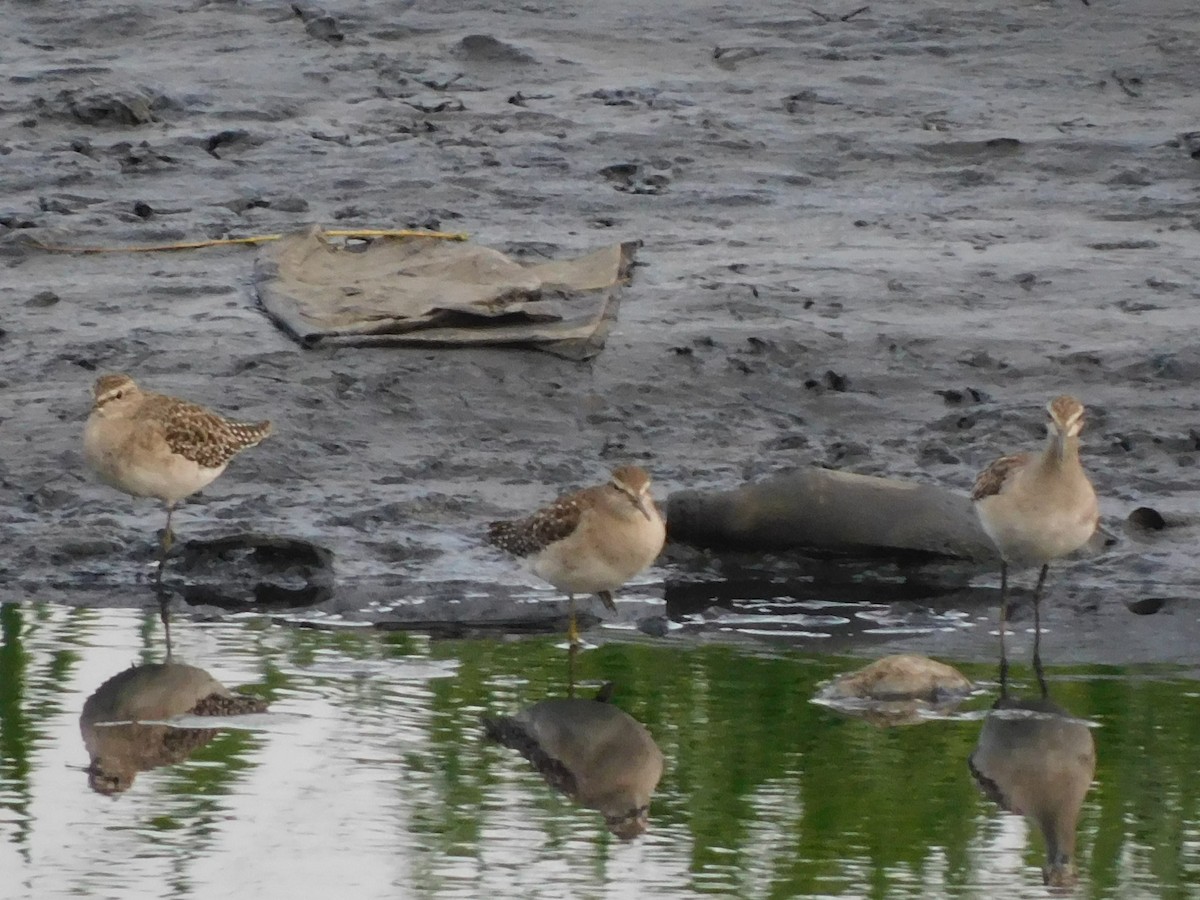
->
[113, 391, 124, 399]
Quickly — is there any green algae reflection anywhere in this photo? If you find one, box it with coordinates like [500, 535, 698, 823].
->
[2, 604, 1200, 898]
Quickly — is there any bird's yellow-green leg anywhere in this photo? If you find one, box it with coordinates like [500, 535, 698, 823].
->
[155, 503, 177, 589]
[161, 502, 177, 555]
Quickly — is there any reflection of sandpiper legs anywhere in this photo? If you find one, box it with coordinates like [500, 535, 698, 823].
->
[1032, 624, 1044, 692]
[999, 562, 1051, 690]
[1034, 644, 1048, 698]
[999, 589, 1049, 699]
[152, 518, 171, 658]
[1032, 564, 1048, 692]
[997, 618, 1009, 700]
[161, 605, 173, 660]
[567, 641, 578, 699]
[153, 577, 173, 660]
[154, 508, 173, 584]
[998, 563, 1009, 686]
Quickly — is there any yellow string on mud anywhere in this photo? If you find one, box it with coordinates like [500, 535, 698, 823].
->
[30, 228, 469, 255]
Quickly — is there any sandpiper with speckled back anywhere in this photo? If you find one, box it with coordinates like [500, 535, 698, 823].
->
[971, 395, 1099, 642]
[487, 466, 666, 645]
[83, 373, 273, 558]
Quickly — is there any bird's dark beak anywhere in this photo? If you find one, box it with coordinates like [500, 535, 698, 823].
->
[635, 495, 653, 521]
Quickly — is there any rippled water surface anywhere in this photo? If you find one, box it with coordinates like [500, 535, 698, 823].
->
[2, 601, 1199, 899]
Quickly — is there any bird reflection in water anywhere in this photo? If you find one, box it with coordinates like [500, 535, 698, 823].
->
[80, 602, 267, 795]
[482, 645, 664, 839]
[969, 633, 1096, 888]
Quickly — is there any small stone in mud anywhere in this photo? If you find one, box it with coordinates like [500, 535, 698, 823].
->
[822, 440, 870, 465]
[957, 350, 1007, 369]
[224, 196, 270, 214]
[0, 210, 37, 229]
[272, 196, 310, 213]
[1087, 239, 1159, 251]
[292, 3, 344, 43]
[935, 387, 989, 405]
[39, 197, 74, 215]
[822, 370, 848, 391]
[638, 616, 670, 637]
[205, 129, 252, 157]
[51, 86, 166, 126]
[25, 290, 60, 308]
[51, 538, 127, 562]
[763, 433, 808, 451]
[1125, 597, 1165, 615]
[1145, 276, 1182, 292]
[599, 162, 639, 182]
[917, 443, 959, 466]
[1126, 506, 1166, 531]
[457, 34, 535, 65]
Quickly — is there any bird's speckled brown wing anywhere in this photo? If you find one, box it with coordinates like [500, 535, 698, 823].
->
[970, 453, 1030, 501]
[190, 692, 269, 716]
[967, 752, 1009, 810]
[487, 489, 590, 557]
[142, 394, 272, 469]
[481, 714, 578, 797]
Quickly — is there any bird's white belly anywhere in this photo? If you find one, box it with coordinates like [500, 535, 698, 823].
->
[978, 501, 1096, 568]
[533, 514, 666, 595]
[84, 417, 224, 503]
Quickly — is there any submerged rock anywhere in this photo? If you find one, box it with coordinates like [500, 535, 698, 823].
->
[815, 654, 973, 726]
[822, 654, 972, 702]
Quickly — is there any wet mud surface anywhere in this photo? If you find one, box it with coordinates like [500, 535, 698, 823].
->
[2, 0, 1199, 663]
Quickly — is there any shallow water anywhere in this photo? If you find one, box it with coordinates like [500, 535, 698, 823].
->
[2, 600, 1199, 900]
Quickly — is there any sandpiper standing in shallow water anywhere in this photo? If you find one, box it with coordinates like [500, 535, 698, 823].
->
[487, 465, 666, 645]
[83, 373, 273, 561]
[971, 395, 1099, 648]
